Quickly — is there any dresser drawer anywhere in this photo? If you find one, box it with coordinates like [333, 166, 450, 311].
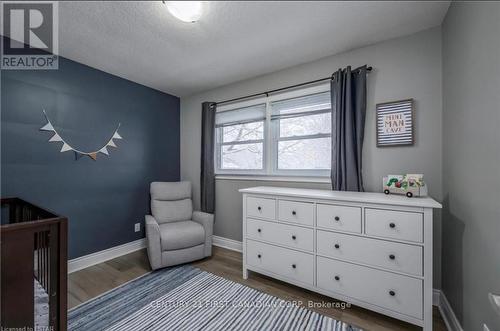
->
[247, 219, 314, 252]
[317, 204, 361, 233]
[246, 197, 276, 220]
[365, 209, 423, 243]
[247, 240, 314, 285]
[317, 230, 422, 276]
[278, 200, 314, 226]
[317, 256, 422, 319]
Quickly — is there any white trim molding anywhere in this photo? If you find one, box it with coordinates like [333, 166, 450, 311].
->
[212, 235, 243, 252]
[433, 289, 441, 307]
[434, 289, 464, 331]
[216, 175, 330, 184]
[69, 235, 243, 274]
[68, 238, 146, 273]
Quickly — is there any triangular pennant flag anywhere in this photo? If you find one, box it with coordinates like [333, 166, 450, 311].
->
[40, 122, 54, 131]
[60, 143, 72, 152]
[49, 133, 62, 142]
[88, 153, 97, 161]
[99, 147, 109, 155]
[113, 131, 122, 139]
[74, 151, 85, 160]
[107, 139, 117, 148]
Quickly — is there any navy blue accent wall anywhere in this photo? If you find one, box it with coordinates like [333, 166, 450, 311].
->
[1, 55, 180, 259]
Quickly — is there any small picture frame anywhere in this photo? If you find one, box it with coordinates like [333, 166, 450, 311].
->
[376, 99, 414, 147]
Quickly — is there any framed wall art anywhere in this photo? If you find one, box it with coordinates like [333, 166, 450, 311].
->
[376, 99, 414, 147]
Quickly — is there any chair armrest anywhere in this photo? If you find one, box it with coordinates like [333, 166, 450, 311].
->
[192, 211, 214, 257]
[145, 215, 162, 270]
[192, 211, 214, 228]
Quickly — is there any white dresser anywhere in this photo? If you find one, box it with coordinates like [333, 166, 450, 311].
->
[240, 186, 441, 330]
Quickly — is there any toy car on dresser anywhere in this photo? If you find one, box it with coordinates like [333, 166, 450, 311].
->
[383, 174, 428, 197]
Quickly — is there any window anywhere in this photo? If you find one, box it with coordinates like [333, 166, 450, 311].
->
[271, 92, 331, 174]
[215, 85, 331, 177]
[215, 104, 266, 172]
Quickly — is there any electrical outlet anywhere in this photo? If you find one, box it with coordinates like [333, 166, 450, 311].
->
[134, 223, 141, 232]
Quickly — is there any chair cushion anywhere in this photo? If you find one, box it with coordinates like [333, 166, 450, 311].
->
[150, 181, 193, 223]
[159, 220, 205, 251]
[151, 181, 191, 200]
[152, 199, 193, 223]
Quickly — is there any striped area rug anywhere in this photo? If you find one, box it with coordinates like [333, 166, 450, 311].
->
[69, 265, 360, 331]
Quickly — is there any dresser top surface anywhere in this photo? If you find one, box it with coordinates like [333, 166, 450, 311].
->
[239, 186, 442, 209]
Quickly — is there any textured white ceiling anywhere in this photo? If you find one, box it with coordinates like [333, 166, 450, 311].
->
[58, 1, 450, 96]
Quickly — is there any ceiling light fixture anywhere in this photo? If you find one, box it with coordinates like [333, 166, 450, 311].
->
[164, 1, 202, 23]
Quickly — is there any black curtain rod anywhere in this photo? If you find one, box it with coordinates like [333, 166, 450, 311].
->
[215, 66, 372, 106]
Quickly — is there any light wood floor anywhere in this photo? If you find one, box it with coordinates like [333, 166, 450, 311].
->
[68, 247, 446, 331]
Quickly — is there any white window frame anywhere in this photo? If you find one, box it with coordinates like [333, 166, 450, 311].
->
[215, 83, 331, 177]
[215, 98, 268, 175]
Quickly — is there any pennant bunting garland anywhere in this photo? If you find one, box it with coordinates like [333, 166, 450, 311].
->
[40, 110, 122, 161]
[40, 122, 54, 131]
[99, 147, 109, 155]
[107, 139, 116, 148]
[60, 143, 72, 152]
[49, 133, 62, 142]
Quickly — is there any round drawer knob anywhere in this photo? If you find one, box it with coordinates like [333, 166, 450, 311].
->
[389, 222, 396, 228]
[389, 254, 395, 260]
[334, 216, 340, 221]
[257, 254, 261, 258]
[257, 206, 262, 211]
[334, 275, 340, 281]
[292, 211, 297, 215]
[257, 228, 261, 233]
[389, 290, 396, 296]
[292, 264, 296, 269]
[292, 235, 296, 240]
[334, 244, 340, 249]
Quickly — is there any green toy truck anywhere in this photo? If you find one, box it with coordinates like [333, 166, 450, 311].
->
[383, 174, 427, 198]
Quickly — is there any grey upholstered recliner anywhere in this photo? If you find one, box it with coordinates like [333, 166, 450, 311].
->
[145, 181, 213, 270]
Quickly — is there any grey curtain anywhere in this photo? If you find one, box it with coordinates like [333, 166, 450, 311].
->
[200, 102, 216, 213]
[330, 65, 367, 191]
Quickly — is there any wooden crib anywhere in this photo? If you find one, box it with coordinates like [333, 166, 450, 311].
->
[1, 198, 68, 331]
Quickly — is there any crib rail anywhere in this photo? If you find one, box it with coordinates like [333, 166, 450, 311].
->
[1, 198, 67, 331]
[35, 230, 51, 294]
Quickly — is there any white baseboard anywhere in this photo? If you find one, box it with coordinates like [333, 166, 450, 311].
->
[69, 235, 241, 273]
[212, 235, 243, 252]
[68, 238, 146, 273]
[435, 289, 464, 331]
[433, 289, 441, 306]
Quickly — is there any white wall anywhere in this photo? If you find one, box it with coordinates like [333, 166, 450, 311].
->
[181, 27, 443, 287]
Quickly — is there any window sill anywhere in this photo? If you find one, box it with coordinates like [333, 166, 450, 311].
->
[215, 174, 331, 184]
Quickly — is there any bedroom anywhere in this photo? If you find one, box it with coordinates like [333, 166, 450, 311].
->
[1, 1, 498, 330]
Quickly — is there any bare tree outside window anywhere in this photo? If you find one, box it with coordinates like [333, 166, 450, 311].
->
[220, 122, 264, 169]
[277, 113, 331, 169]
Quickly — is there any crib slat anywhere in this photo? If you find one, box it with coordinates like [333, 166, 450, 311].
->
[37, 232, 41, 281]
[44, 231, 49, 291]
[43, 231, 47, 290]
